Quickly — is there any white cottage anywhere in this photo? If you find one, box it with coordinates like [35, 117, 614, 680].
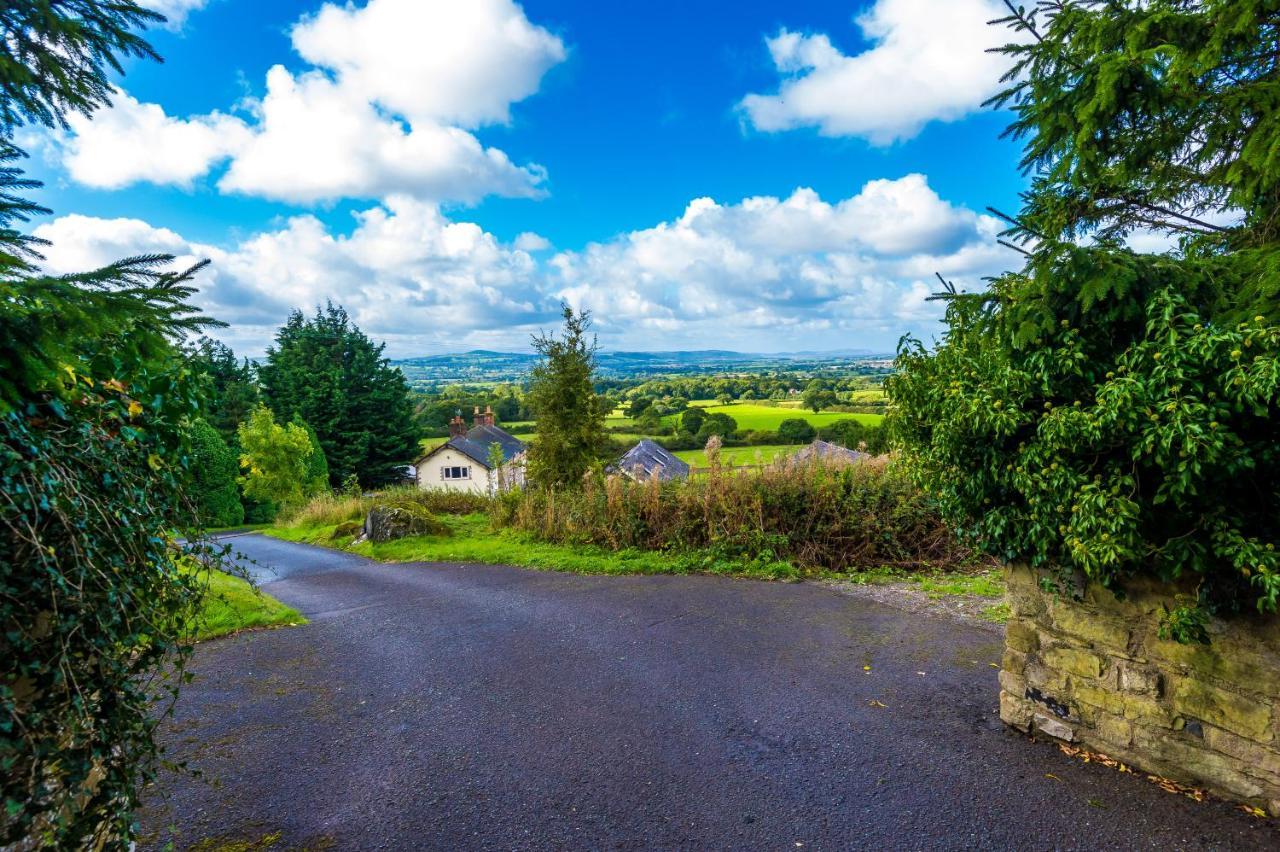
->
[414, 407, 527, 494]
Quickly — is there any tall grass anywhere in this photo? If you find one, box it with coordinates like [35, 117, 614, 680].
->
[281, 486, 490, 528]
[496, 457, 981, 574]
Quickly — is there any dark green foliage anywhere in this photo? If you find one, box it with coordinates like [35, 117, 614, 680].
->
[680, 406, 706, 435]
[777, 418, 817, 444]
[819, 420, 888, 455]
[694, 412, 736, 444]
[259, 304, 418, 487]
[188, 337, 259, 441]
[989, 0, 1279, 261]
[293, 415, 330, 497]
[0, 7, 237, 840]
[188, 419, 243, 527]
[892, 1, 1280, 638]
[0, 1, 162, 133]
[525, 306, 610, 489]
[501, 461, 978, 573]
[802, 381, 838, 413]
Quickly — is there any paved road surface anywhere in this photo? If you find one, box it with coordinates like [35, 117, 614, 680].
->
[141, 534, 1279, 850]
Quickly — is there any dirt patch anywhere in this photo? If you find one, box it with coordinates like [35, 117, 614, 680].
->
[817, 579, 1006, 633]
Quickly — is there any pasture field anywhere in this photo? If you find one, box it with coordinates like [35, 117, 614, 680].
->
[672, 444, 796, 468]
[666, 402, 883, 431]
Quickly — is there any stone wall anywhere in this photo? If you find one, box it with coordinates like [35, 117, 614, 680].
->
[1000, 563, 1280, 815]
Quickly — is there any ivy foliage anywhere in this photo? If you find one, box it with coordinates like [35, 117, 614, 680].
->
[889, 1, 1280, 641]
[0, 1, 227, 845]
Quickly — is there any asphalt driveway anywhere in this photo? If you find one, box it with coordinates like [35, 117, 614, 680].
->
[141, 534, 1279, 850]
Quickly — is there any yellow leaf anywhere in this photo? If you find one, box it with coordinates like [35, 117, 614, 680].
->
[128, 400, 143, 418]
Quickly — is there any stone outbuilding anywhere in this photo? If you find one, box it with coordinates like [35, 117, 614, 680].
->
[613, 439, 690, 482]
[789, 440, 869, 465]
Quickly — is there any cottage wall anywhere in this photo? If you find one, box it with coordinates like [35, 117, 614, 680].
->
[416, 447, 489, 495]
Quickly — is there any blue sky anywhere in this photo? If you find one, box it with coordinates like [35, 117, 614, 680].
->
[29, 0, 1027, 357]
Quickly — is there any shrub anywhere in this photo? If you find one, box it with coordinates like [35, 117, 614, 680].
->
[188, 419, 244, 528]
[500, 460, 977, 574]
[777, 418, 816, 444]
[889, 1, 1280, 640]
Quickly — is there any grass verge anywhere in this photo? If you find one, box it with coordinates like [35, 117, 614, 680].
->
[266, 512, 800, 580]
[188, 567, 306, 641]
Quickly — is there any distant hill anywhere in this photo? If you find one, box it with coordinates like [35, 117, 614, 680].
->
[393, 348, 892, 387]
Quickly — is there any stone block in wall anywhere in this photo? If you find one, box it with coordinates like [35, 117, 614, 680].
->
[1048, 598, 1132, 650]
[1042, 646, 1104, 680]
[1117, 662, 1162, 696]
[1169, 676, 1273, 742]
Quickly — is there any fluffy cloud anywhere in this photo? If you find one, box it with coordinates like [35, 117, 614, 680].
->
[32, 175, 1013, 355]
[62, 92, 250, 189]
[739, 0, 1011, 144]
[57, 0, 564, 203]
[550, 174, 1011, 346]
[218, 67, 546, 204]
[290, 0, 566, 127]
[33, 197, 555, 355]
[148, 0, 209, 29]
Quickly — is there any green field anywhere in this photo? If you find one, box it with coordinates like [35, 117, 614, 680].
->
[672, 444, 796, 468]
[666, 402, 882, 431]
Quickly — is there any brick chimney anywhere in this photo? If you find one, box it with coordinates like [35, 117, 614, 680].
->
[472, 406, 483, 427]
[449, 412, 467, 438]
[483, 405, 495, 427]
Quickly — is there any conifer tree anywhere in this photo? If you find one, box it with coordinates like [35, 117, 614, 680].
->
[259, 304, 418, 487]
[526, 305, 609, 489]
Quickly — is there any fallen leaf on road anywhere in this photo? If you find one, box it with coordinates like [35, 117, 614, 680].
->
[1238, 805, 1267, 819]
[867, 700, 887, 708]
[1045, 773, 1061, 781]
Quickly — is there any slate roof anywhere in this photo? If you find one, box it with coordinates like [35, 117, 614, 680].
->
[613, 439, 691, 481]
[790, 440, 869, 465]
[417, 424, 526, 469]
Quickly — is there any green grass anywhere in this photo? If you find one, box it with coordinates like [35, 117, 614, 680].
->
[189, 567, 305, 641]
[265, 513, 799, 580]
[418, 436, 448, 455]
[665, 402, 883, 431]
[672, 444, 797, 467]
[909, 570, 1005, 599]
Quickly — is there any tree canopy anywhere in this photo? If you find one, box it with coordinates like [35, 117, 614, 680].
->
[525, 306, 609, 489]
[259, 304, 418, 487]
[890, 0, 1280, 641]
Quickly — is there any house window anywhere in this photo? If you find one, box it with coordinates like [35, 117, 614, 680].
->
[442, 465, 470, 480]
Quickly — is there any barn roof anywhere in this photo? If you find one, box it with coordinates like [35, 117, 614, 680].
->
[613, 439, 690, 481]
[790, 440, 869, 465]
[416, 424, 526, 468]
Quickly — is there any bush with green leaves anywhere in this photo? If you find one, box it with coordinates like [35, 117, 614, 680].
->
[0, 2, 238, 845]
[889, 0, 1280, 641]
[237, 406, 316, 512]
[188, 418, 244, 528]
[777, 418, 817, 444]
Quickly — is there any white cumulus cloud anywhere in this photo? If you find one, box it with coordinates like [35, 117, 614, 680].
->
[33, 175, 1014, 355]
[57, 0, 565, 204]
[739, 0, 1012, 144]
[62, 91, 250, 189]
[291, 0, 566, 127]
[147, 0, 210, 29]
[549, 174, 1011, 346]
